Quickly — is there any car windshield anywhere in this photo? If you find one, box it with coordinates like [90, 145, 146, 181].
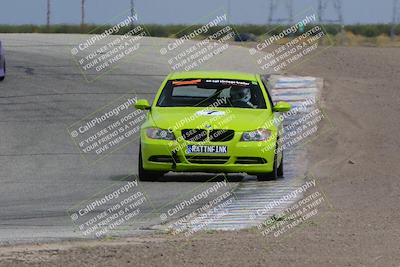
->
[156, 79, 267, 109]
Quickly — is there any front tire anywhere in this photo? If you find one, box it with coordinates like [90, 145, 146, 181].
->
[138, 146, 164, 182]
[277, 153, 284, 177]
[257, 150, 283, 181]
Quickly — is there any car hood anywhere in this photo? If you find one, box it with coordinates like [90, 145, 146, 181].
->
[149, 107, 273, 132]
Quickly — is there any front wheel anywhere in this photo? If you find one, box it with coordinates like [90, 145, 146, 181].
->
[138, 146, 164, 182]
[257, 152, 283, 181]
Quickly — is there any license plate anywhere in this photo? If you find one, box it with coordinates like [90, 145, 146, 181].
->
[186, 145, 228, 154]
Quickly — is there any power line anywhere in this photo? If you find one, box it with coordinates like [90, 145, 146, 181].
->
[317, 0, 343, 25]
[267, 0, 294, 25]
[318, 0, 345, 44]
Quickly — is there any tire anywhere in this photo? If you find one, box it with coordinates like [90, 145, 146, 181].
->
[257, 146, 283, 181]
[138, 146, 164, 182]
[277, 153, 284, 177]
[257, 152, 278, 181]
[0, 62, 5, 81]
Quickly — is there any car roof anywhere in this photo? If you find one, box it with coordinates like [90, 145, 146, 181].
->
[168, 71, 259, 81]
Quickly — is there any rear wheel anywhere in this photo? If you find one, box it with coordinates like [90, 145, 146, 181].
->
[138, 146, 164, 182]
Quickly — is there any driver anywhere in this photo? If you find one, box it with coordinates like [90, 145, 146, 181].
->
[229, 86, 256, 108]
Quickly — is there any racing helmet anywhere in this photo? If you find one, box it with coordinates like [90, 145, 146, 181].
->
[230, 86, 251, 103]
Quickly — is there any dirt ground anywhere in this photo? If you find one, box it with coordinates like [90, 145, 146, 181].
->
[1, 46, 400, 267]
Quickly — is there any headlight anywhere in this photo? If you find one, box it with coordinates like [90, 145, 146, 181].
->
[146, 128, 175, 140]
[241, 129, 271, 141]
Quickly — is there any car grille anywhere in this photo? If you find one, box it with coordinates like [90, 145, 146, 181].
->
[235, 157, 267, 164]
[181, 129, 207, 142]
[181, 129, 234, 142]
[209, 129, 235, 142]
[186, 156, 230, 164]
[148, 155, 180, 163]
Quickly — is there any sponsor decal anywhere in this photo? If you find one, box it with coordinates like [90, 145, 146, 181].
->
[196, 110, 225, 116]
[205, 79, 250, 86]
[172, 79, 201, 86]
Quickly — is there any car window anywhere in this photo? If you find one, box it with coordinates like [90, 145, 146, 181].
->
[172, 86, 217, 98]
[157, 79, 267, 109]
[261, 79, 274, 107]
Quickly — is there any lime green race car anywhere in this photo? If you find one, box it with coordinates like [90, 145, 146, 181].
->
[135, 71, 291, 181]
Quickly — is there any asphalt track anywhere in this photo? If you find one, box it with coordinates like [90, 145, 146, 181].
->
[0, 34, 315, 244]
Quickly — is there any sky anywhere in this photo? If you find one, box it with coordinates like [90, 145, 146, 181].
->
[0, 0, 394, 25]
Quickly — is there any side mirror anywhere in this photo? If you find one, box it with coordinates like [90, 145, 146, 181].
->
[134, 99, 151, 110]
[273, 101, 291, 112]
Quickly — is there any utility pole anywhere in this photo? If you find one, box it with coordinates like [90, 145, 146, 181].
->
[317, 0, 343, 25]
[227, 0, 231, 24]
[46, 0, 51, 29]
[317, 0, 344, 44]
[287, 0, 294, 25]
[392, 0, 399, 39]
[81, 0, 86, 30]
[130, 0, 135, 27]
[267, 0, 294, 25]
[318, 0, 324, 23]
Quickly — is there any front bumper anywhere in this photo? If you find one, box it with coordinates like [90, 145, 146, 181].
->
[141, 133, 277, 174]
